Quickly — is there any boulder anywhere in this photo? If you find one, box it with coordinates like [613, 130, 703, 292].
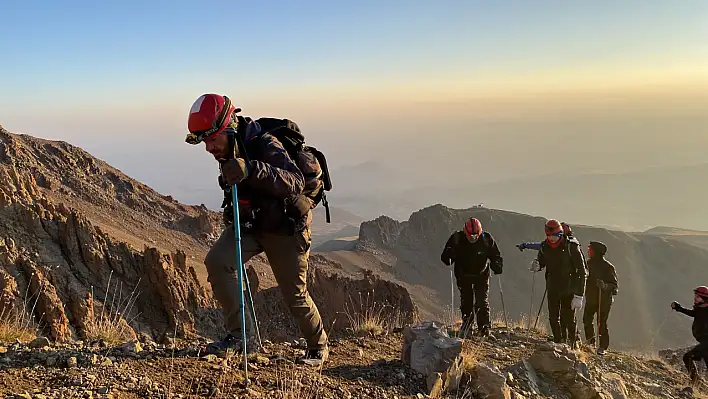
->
[509, 359, 543, 396]
[401, 321, 463, 395]
[472, 362, 512, 399]
[602, 373, 629, 399]
[529, 344, 577, 374]
[401, 321, 462, 377]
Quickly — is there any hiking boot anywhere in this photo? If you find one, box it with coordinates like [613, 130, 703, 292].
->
[206, 334, 260, 356]
[479, 326, 490, 337]
[296, 345, 329, 367]
[596, 348, 606, 356]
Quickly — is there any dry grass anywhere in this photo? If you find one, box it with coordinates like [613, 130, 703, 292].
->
[491, 311, 550, 336]
[437, 340, 480, 397]
[0, 306, 38, 343]
[0, 280, 44, 344]
[83, 272, 141, 346]
[272, 362, 324, 398]
[343, 291, 404, 337]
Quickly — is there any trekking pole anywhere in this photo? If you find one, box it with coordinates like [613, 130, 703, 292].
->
[497, 274, 510, 337]
[450, 263, 455, 325]
[244, 271, 262, 349]
[534, 287, 547, 330]
[230, 183, 249, 384]
[528, 271, 536, 331]
[596, 286, 601, 350]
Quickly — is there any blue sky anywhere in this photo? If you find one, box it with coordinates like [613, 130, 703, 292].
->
[1, 1, 708, 206]
[3, 1, 706, 107]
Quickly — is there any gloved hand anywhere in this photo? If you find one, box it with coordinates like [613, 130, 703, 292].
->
[491, 264, 502, 275]
[671, 301, 680, 311]
[596, 279, 607, 290]
[571, 295, 584, 311]
[517, 243, 526, 251]
[221, 158, 249, 185]
[528, 259, 542, 272]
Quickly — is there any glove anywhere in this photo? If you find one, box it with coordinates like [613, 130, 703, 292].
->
[529, 259, 542, 272]
[491, 264, 502, 275]
[671, 301, 680, 310]
[221, 158, 249, 185]
[517, 243, 526, 251]
[596, 279, 607, 290]
[571, 295, 584, 311]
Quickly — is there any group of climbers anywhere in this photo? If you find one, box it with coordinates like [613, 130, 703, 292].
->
[441, 217, 616, 353]
[441, 215, 708, 384]
[181, 93, 708, 383]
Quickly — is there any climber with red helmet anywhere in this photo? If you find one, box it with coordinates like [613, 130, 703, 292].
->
[534, 219, 587, 346]
[517, 222, 574, 252]
[582, 241, 618, 355]
[671, 286, 708, 385]
[440, 217, 504, 337]
[185, 94, 328, 366]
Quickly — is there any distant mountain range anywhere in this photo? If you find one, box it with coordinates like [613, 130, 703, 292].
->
[327, 161, 708, 232]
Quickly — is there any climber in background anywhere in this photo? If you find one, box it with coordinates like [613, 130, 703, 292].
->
[517, 222, 574, 251]
[530, 219, 587, 347]
[440, 217, 504, 337]
[582, 241, 619, 355]
[672, 286, 708, 386]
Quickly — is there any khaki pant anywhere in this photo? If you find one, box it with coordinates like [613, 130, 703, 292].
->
[204, 213, 327, 350]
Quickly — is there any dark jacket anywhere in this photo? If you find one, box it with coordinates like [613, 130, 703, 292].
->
[537, 236, 587, 297]
[220, 117, 307, 234]
[440, 231, 503, 277]
[676, 304, 708, 342]
[585, 256, 619, 302]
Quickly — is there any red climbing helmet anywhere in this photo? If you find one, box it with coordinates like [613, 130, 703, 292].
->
[464, 217, 483, 242]
[185, 94, 238, 145]
[545, 219, 563, 247]
[545, 219, 563, 235]
[694, 286, 708, 305]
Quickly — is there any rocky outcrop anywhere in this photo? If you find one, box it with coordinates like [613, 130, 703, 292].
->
[357, 216, 405, 250]
[249, 256, 419, 342]
[0, 126, 222, 245]
[0, 157, 223, 342]
[0, 128, 421, 345]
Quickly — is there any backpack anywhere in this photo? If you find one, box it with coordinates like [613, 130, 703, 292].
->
[255, 117, 333, 223]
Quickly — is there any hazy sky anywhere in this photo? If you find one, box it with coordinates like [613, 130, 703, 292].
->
[2, 1, 708, 208]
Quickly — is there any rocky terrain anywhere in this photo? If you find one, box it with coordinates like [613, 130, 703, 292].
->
[1, 319, 706, 398]
[1, 124, 708, 398]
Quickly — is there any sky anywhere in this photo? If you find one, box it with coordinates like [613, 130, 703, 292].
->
[2, 0, 708, 211]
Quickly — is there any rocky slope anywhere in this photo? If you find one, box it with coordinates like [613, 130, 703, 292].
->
[0, 125, 417, 345]
[335, 204, 708, 352]
[0, 320, 705, 399]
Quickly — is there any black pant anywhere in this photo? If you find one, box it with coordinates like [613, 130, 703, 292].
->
[583, 295, 612, 349]
[684, 341, 708, 383]
[456, 274, 490, 332]
[548, 292, 577, 343]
